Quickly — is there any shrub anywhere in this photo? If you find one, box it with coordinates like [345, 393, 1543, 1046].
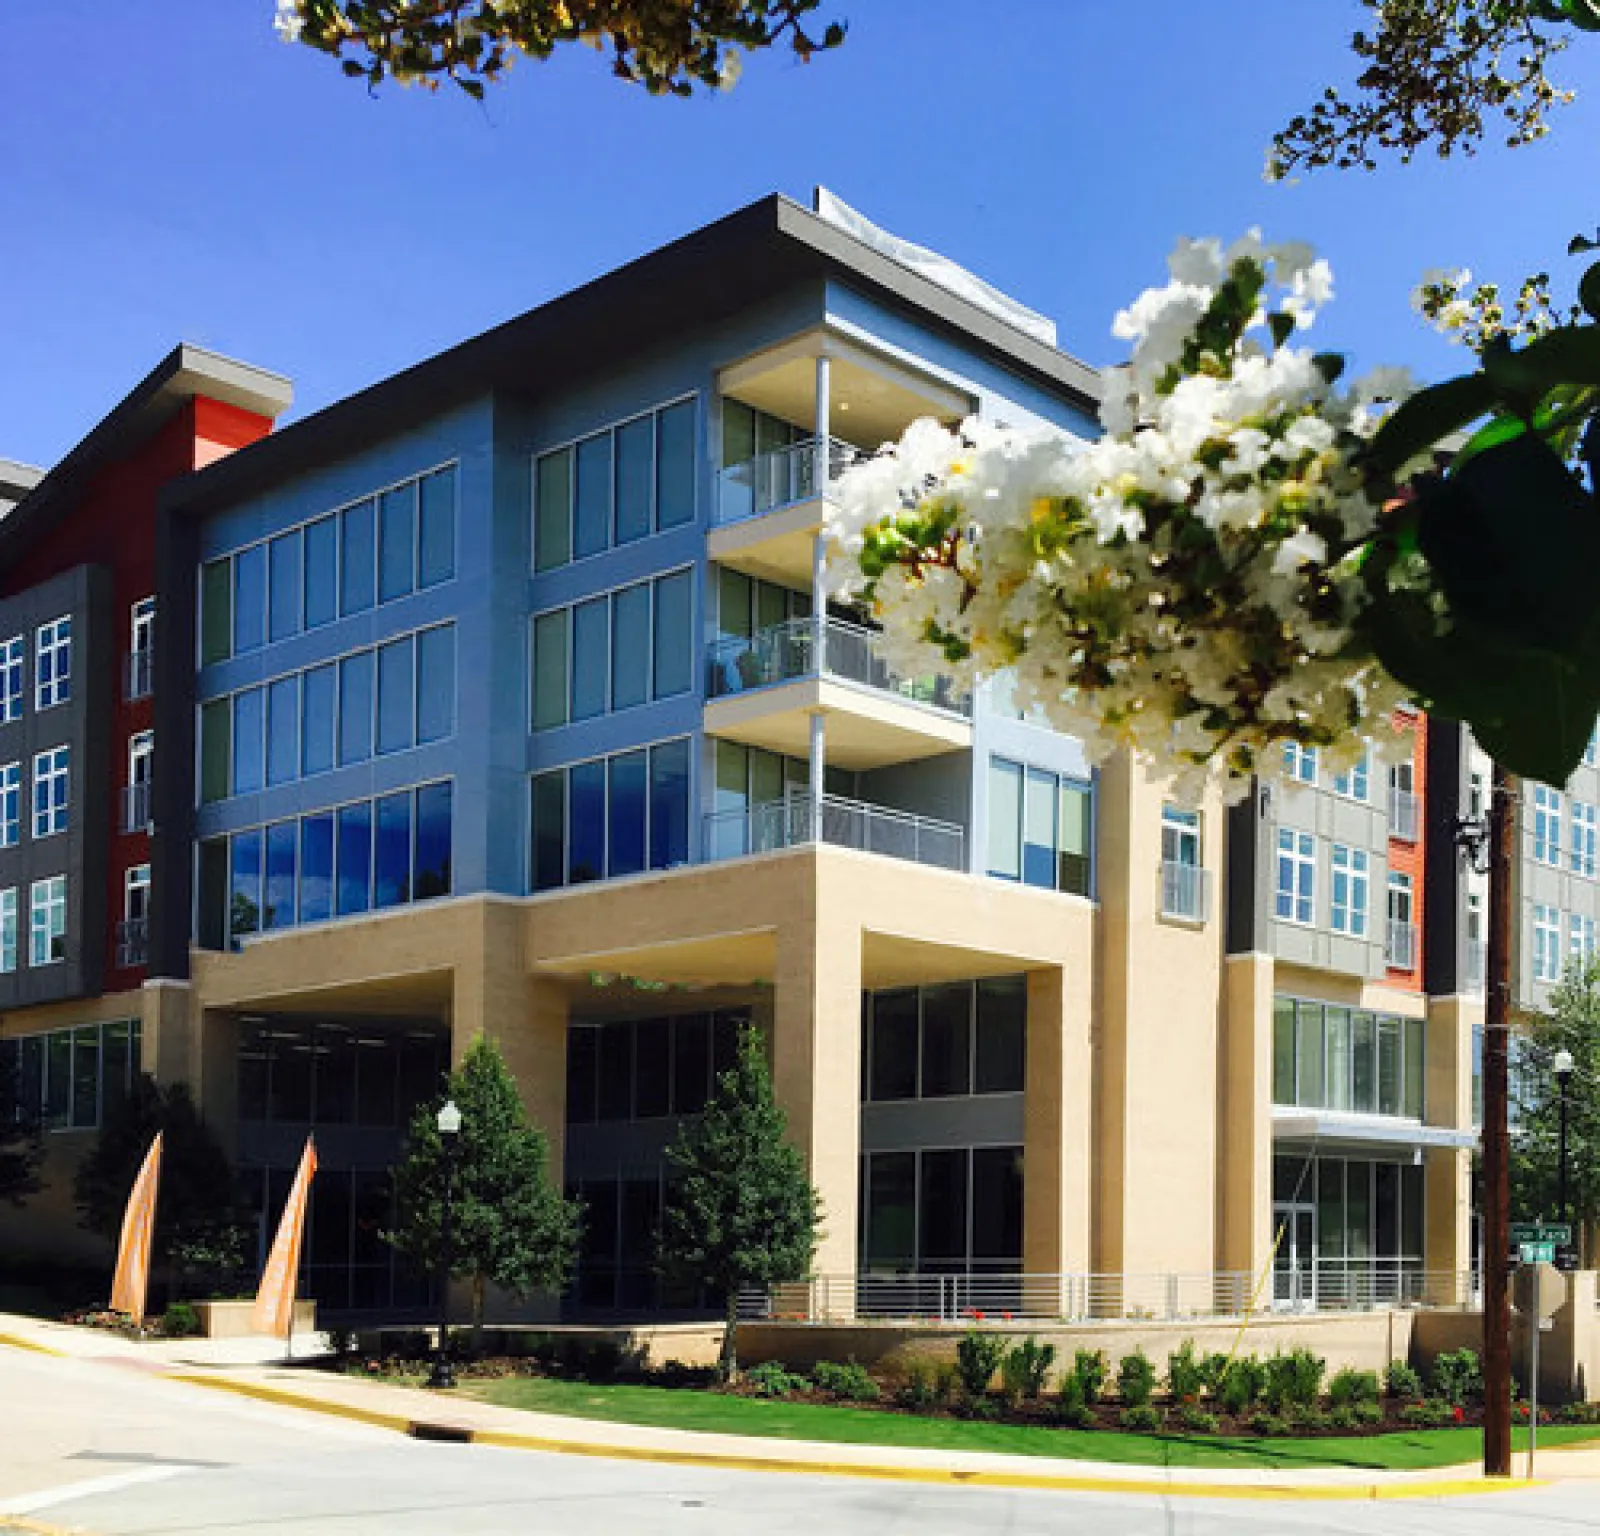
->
[1199, 1352, 1232, 1400]
[897, 1354, 947, 1410]
[1119, 1404, 1162, 1431]
[744, 1361, 809, 1398]
[1384, 1359, 1423, 1400]
[999, 1337, 1055, 1404]
[1178, 1405, 1220, 1434]
[160, 1301, 200, 1338]
[1289, 1405, 1333, 1431]
[1327, 1367, 1380, 1407]
[1071, 1348, 1108, 1403]
[956, 1329, 1006, 1399]
[1248, 1411, 1289, 1436]
[1400, 1398, 1458, 1429]
[651, 1359, 716, 1390]
[1166, 1341, 1207, 1404]
[1056, 1372, 1095, 1428]
[1117, 1350, 1157, 1409]
[1263, 1348, 1324, 1411]
[1352, 1399, 1385, 1427]
[812, 1359, 879, 1402]
[1429, 1348, 1483, 1407]
[1219, 1355, 1266, 1415]
[1329, 1405, 1357, 1431]
[962, 1394, 1000, 1421]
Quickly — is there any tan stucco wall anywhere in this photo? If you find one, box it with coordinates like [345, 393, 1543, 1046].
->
[1220, 953, 1275, 1278]
[1424, 994, 1476, 1274]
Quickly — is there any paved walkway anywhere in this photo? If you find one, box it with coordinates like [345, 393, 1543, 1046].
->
[5, 1310, 1598, 1499]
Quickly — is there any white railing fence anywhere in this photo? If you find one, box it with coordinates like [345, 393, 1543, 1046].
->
[1160, 860, 1210, 922]
[1388, 787, 1419, 842]
[1387, 919, 1418, 970]
[714, 435, 860, 526]
[704, 794, 965, 873]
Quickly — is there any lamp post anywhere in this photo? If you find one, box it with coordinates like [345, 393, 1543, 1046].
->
[1554, 1048, 1574, 1248]
[427, 1098, 462, 1390]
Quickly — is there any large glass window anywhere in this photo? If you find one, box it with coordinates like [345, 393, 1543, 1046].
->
[1533, 786, 1563, 867]
[535, 448, 573, 572]
[649, 739, 690, 870]
[232, 689, 264, 796]
[414, 781, 452, 899]
[418, 466, 457, 587]
[1273, 996, 1424, 1119]
[301, 664, 336, 776]
[336, 802, 372, 915]
[229, 829, 262, 942]
[303, 515, 338, 627]
[532, 611, 569, 731]
[532, 771, 566, 893]
[614, 415, 654, 545]
[574, 433, 613, 559]
[269, 531, 302, 642]
[28, 875, 66, 966]
[266, 677, 299, 787]
[607, 750, 648, 878]
[1275, 829, 1315, 925]
[233, 544, 266, 654]
[416, 625, 455, 744]
[1330, 844, 1369, 937]
[264, 820, 297, 931]
[864, 978, 1025, 1101]
[654, 569, 692, 698]
[378, 482, 417, 603]
[300, 813, 334, 924]
[339, 499, 377, 615]
[201, 563, 231, 666]
[568, 760, 606, 885]
[987, 757, 1091, 896]
[610, 583, 651, 711]
[31, 746, 69, 837]
[338, 650, 375, 765]
[374, 792, 412, 909]
[987, 760, 1022, 880]
[920, 984, 972, 1098]
[975, 976, 1026, 1092]
[35, 617, 70, 710]
[571, 599, 608, 721]
[376, 638, 415, 755]
[200, 699, 230, 804]
[533, 741, 689, 891]
[656, 398, 695, 529]
[1, 1019, 140, 1131]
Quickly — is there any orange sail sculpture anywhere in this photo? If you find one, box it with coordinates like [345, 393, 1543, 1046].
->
[110, 1132, 163, 1328]
[252, 1135, 318, 1341]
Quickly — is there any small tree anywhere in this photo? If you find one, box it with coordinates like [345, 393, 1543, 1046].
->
[0, 1045, 42, 1207]
[390, 1035, 579, 1347]
[74, 1076, 250, 1300]
[658, 1024, 820, 1380]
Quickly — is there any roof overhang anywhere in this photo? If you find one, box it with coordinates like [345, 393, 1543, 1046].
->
[0, 459, 43, 504]
[1272, 1108, 1480, 1151]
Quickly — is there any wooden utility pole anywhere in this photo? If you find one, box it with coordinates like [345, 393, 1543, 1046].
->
[1482, 763, 1516, 1478]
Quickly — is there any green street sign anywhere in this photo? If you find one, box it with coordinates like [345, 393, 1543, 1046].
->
[1519, 1241, 1557, 1264]
[1511, 1222, 1572, 1245]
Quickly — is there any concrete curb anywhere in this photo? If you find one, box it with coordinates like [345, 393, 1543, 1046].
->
[0, 1332, 64, 1360]
[170, 1373, 1536, 1503]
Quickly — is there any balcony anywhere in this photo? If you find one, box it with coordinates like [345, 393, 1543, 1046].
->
[125, 648, 153, 702]
[708, 437, 859, 589]
[704, 617, 972, 770]
[1388, 786, 1419, 842]
[1387, 919, 1418, 971]
[1160, 860, 1210, 923]
[115, 918, 148, 968]
[121, 781, 152, 834]
[704, 793, 965, 872]
[1466, 938, 1486, 992]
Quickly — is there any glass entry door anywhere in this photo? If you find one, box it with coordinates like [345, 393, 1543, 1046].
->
[1273, 1203, 1315, 1309]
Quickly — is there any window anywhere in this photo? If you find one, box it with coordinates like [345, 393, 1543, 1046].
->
[1275, 828, 1315, 925]
[416, 625, 455, 744]
[264, 823, 295, 931]
[0, 1019, 140, 1131]
[0, 763, 17, 847]
[304, 515, 338, 627]
[1468, 769, 1486, 820]
[1388, 870, 1413, 928]
[1332, 746, 1370, 802]
[32, 746, 68, 838]
[531, 740, 692, 891]
[127, 596, 155, 699]
[268, 534, 301, 642]
[986, 757, 1092, 896]
[340, 499, 377, 614]
[1570, 912, 1597, 966]
[376, 638, 415, 754]
[266, 678, 298, 787]
[1283, 742, 1318, 785]
[1272, 996, 1424, 1117]
[0, 635, 22, 721]
[34, 617, 70, 710]
[200, 699, 230, 804]
[418, 466, 456, 588]
[29, 876, 65, 966]
[0, 888, 15, 972]
[338, 651, 375, 765]
[1534, 903, 1562, 983]
[124, 863, 150, 926]
[336, 802, 372, 915]
[862, 978, 1027, 1102]
[1588, 724, 1599, 768]
[1534, 785, 1563, 866]
[301, 665, 335, 775]
[233, 544, 266, 654]
[1574, 801, 1598, 878]
[534, 399, 697, 570]
[126, 730, 154, 831]
[378, 482, 416, 603]
[232, 688, 264, 795]
[1162, 805, 1201, 867]
[1387, 870, 1414, 968]
[1330, 844, 1369, 936]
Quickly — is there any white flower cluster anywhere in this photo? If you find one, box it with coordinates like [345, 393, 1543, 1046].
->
[827, 234, 1417, 801]
[1411, 266, 1574, 354]
[273, 0, 305, 44]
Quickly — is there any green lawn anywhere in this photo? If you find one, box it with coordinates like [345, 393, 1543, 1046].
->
[459, 1376, 1600, 1471]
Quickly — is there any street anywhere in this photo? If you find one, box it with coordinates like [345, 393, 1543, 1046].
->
[2, 1345, 1600, 1535]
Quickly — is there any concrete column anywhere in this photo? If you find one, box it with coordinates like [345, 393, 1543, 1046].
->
[813, 352, 831, 495]
[808, 710, 826, 836]
[449, 900, 568, 1166]
[772, 882, 860, 1315]
[1424, 994, 1475, 1276]
[1219, 952, 1276, 1281]
[1022, 965, 1092, 1299]
[141, 978, 199, 1088]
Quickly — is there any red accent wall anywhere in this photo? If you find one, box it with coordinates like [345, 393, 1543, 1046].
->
[2, 397, 273, 991]
[1386, 708, 1427, 992]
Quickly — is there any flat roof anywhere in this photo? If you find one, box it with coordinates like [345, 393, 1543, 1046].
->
[167, 193, 1102, 520]
[0, 459, 44, 504]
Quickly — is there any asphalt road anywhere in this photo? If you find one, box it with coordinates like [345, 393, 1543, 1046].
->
[5, 1345, 1600, 1536]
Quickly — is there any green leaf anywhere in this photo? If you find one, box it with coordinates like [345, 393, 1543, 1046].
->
[1365, 373, 1495, 475]
[1497, 324, 1600, 396]
[1450, 414, 1527, 473]
[1580, 262, 1600, 322]
[1268, 312, 1296, 349]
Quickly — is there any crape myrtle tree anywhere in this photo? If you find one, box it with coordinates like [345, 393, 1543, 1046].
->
[1512, 958, 1600, 1265]
[658, 1024, 820, 1380]
[273, 0, 845, 97]
[390, 1034, 580, 1349]
[74, 1076, 251, 1301]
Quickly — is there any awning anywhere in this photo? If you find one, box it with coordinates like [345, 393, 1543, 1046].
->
[1272, 1108, 1479, 1152]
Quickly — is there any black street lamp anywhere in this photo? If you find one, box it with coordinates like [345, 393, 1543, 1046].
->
[1554, 1048, 1574, 1253]
[427, 1098, 462, 1390]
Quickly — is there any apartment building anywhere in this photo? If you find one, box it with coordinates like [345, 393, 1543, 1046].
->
[0, 194, 1500, 1320]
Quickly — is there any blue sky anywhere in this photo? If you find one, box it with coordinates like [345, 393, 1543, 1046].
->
[5, 0, 1599, 467]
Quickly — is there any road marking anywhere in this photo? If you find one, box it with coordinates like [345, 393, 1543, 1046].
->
[0, 1333, 65, 1359]
[0, 1465, 189, 1516]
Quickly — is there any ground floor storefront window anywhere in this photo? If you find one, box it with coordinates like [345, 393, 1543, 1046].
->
[1272, 1150, 1424, 1308]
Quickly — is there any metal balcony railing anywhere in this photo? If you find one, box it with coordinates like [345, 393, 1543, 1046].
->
[1387, 918, 1418, 970]
[1159, 860, 1210, 922]
[1466, 938, 1486, 991]
[713, 435, 861, 527]
[703, 793, 965, 872]
[121, 781, 152, 834]
[706, 616, 971, 716]
[124, 649, 153, 702]
[1388, 786, 1419, 842]
[115, 917, 148, 968]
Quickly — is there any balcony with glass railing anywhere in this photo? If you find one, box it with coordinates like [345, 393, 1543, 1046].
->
[704, 793, 965, 873]
[708, 436, 861, 589]
[1386, 919, 1418, 971]
[1160, 860, 1211, 923]
[1388, 786, 1419, 842]
[115, 917, 148, 968]
[704, 616, 972, 770]
[1466, 938, 1486, 992]
[121, 781, 152, 834]
[125, 648, 153, 702]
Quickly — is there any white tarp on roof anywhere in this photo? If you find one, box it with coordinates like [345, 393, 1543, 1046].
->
[814, 187, 1057, 349]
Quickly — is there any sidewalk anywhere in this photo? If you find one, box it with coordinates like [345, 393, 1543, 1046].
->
[3, 1310, 1593, 1500]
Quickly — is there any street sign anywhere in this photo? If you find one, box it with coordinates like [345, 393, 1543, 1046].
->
[1511, 1222, 1571, 1245]
[1519, 1241, 1556, 1264]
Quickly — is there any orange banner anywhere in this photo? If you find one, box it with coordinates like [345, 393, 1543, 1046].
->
[252, 1136, 317, 1340]
[110, 1132, 163, 1328]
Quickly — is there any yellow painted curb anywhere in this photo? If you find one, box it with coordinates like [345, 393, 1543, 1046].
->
[169, 1371, 1542, 1502]
[0, 1332, 65, 1359]
[0, 1518, 81, 1535]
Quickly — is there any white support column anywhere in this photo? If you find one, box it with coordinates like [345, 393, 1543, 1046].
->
[810, 351, 832, 845]
[809, 710, 826, 842]
[813, 351, 831, 503]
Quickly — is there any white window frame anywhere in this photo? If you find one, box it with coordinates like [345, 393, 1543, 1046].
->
[1574, 801, 1598, 879]
[1330, 843, 1369, 936]
[1569, 912, 1597, 966]
[29, 875, 66, 967]
[125, 863, 151, 924]
[0, 761, 18, 848]
[1534, 785, 1563, 867]
[0, 634, 23, 723]
[1533, 903, 1562, 984]
[32, 746, 69, 839]
[1275, 828, 1316, 926]
[0, 887, 14, 973]
[1332, 746, 1371, 803]
[1161, 804, 1201, 866]
[34, 616, 70, 711]
[131, 596, 155, 658]
[1283, 743, 1319, 786]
